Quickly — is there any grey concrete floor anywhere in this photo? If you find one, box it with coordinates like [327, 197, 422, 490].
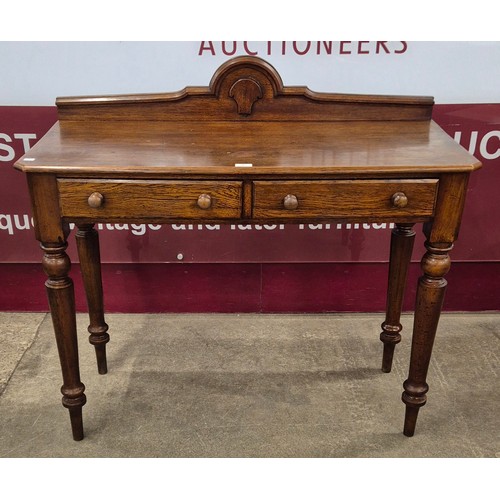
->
[0, 311, 498, 458]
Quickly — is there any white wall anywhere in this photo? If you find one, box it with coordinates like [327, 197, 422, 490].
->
[1, 41, 499, 106]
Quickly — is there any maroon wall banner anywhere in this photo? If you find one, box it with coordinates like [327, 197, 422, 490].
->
[1, 103, 499, 312]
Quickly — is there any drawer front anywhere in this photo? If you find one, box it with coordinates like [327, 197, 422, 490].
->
[58, 179, 243, 219]
[253, 179, 439, 219]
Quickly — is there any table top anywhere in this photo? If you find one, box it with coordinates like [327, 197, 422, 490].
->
[15, 119, 480, 178]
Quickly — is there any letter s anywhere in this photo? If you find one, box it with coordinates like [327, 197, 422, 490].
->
[0, 133, 15, 161]
[395, 41, 408, 54]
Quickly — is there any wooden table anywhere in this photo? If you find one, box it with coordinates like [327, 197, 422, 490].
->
[15, 56, 481, 441]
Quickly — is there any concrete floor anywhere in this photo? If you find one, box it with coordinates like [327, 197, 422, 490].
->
[0, 311, 498, 458]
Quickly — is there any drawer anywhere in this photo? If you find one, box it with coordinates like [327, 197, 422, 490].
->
[57, 179, 243, 219]
[252, 179, 439, 219]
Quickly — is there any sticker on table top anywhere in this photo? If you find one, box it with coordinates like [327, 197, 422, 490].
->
[234, 163, 253, 167]
[23, 158, 36, 161]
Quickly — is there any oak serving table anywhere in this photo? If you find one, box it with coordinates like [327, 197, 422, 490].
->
[15, 56, 481, 441]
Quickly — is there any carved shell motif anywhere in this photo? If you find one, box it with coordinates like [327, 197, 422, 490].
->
[229, 77, 263, 116]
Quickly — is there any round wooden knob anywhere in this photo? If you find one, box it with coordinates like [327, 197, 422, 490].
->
[391, 192, 408, 208]
[87, 192, 104, 208]
[283, 194, 299, 210]
[197, 193, 212, 210]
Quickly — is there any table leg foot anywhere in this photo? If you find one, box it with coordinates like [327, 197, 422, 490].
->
[381, 339, 398, 373]
[402, 405, 420, 437]
[93, 343, 108, 375]
[401, 380, 428, 436]
[63, 393, 87, 441]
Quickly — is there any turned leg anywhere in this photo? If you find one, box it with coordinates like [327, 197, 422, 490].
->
[42, 241, 86, 441]
[380, 223, 415, 372]
[75, 224, 109, 374]
[402, 241, 451, 436]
